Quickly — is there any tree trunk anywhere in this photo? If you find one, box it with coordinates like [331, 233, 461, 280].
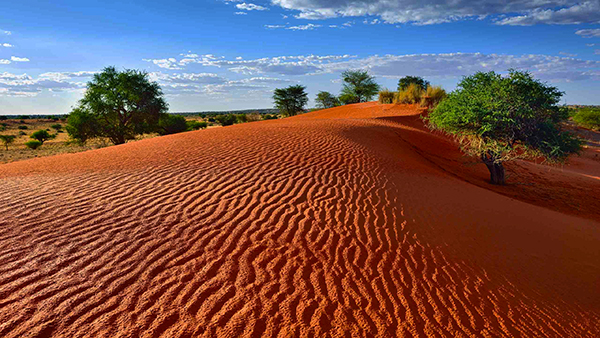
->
[482, 159, 505, 185]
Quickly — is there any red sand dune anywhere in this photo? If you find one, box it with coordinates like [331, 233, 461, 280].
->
[0, 102, 599, 337]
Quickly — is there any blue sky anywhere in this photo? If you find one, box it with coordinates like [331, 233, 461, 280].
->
[1, 0, 599, 114]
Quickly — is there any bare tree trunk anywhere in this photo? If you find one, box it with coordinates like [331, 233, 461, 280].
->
[482, 154, 505, 185]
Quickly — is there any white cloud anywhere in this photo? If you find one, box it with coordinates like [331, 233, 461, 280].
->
[586, 43, 596, 47]
[287, 23, 321, 30]
[576, 29, 600, 38]
[1, 43, 12, 48]
[1, 30, 10, 35]
[0, 59, 11, 64]
[234, 11, 248, 15]
[11, 56, 29, 62]
[236, 3, 268, 11]
[265, 24, 286, 29]
[270, 0, 600, 26]
[0, 72, 86, 97]
[559, 52, 577, 57]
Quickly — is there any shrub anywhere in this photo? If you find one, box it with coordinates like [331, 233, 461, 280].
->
[18, 125, 28, 130]
[25, 140, 43, 149]
[187, 120, 208, 130]
[18, 131, 26, 136]
[573, 108, 600, 130]
[398, 76, 430, 92]
[18, 115, 29, 120]
[208, 117, 216, 123]
[51, 123, 63, 130]
[263, 114, 278, 120]
[427, 70, 582, 185]
[157, 114, 188, 135]
[246, 113, 262, 122]
[378, 89, 395, 104]
[395, 83, 423, 104]
[31, 129, 56, 144]
[236, 114, 248, 124]
[0, 116, 6, 120]
[420, 86, 447, 108]
[339, 93, 360, 105]
[216, 114, 237, 126]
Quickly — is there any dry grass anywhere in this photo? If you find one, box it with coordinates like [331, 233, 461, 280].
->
[395, 83, 423, 104]
[378, 89, 396, 104]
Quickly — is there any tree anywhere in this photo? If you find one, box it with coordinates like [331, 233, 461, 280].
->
[30, 130, 56, 144]
[157, 114, 188, 135]
[398, 76, 430, 92]
[0, 135, 16, 150]
[67, 66, 168, 145]
[315, 91, 340, 109]
[340, 70, 380, 104]
[427, 70, 582, 185]
[273, 85, 309, 116]
[216, 114, 237, 126]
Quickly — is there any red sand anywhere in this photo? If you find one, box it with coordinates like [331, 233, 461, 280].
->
[0, 102, 599, 337]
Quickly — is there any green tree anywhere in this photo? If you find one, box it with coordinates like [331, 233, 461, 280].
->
[0, 135, 16, 150]
[216, 114, 237, 126]
[340, 70, 380, 104]
[398, 76, 430, 92]
[273, 85, 308, 116]
[30, 129, 56, 144]
[67, 66, 168, 145]
[157, 114, 188, 135]
[25, 140, 42, 150]
[315, 91, 340, 109]
[427, 70, 582, 185]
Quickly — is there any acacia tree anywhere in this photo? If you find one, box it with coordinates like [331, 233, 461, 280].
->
[0, 135, 16, 150]
[30, 130, 56, 144]
[67, 66, 168, 145]
[273, 85, 308, 116]
[427, 70, 582, 185]
[315, 91, 340, 109]
[340, 70, 380, 104]
[398, 76, 430, 92]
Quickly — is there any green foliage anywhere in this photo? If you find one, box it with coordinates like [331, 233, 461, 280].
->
[0, 116, 6, 120]
[395, 83, 423, 104]
[187, 120, 208, 130]
[216, 114, 237, 126]
[421, 86, 447, 108]
[378, 89, 395, 104]
[245, 113, 262, 122]
[25, 140, 43, 150]
[236, 114, 248, 124]
[157, 114, 188, 135]
[273, 85, 309, 116]
[51, 123, 63, 130]
[18, 125, 28, 130]
[67, 66, 168, 145]
[30, 129, 56, 144]
[315, 91, 340, 109]
[427, 70, 582, 184]
[66, 108, 100, 145]
[18, 131, 26, 136]
[0, 135, 16, 150]
[263, 114, 278, 120]
[340, 70, 380, 104]
[398, 76, 430, 92]
[18, 115, 29, 120]
[573, 108, 600, 130]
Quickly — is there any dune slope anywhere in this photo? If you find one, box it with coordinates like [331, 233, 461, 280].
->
[1, 103, 599, 337]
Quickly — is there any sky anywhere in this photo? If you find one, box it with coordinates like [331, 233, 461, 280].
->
[0, 0, 599, 115]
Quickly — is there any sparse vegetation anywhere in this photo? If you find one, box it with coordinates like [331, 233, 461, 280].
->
[157, 114, 188, 135]
[315, 91, 340, 109]
[18, 125, 28, 130]
[427, 70, 582, 185]
[0, 135, 16, 150]
[51, 123, 63, 131]
[25, 140, 43, 150]
[378, 89, 395, 104]
[395, 83, 423, 104]
[273, 85, 309, 116]
[340, 70, 380, 104]
[421, 86, 447, 108]
[573, 108, 600, 130]
[187, 120, 208, 130]
[216, 114, 237, 126]
[67, 66, 168, 145]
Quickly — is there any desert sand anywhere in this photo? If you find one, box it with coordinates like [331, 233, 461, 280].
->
[0, 103, 599, 337]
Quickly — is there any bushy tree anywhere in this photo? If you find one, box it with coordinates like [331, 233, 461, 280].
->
[0, 135, 16, 150]
[273, 85, 308, 116]
[187, 120, 208, 130]
[427, 70, 582, 185]
[398, 76, 430, 92]
[67, 66, 168, 145]
[25, 140, 42, 150]
[340, 70, 380, 104]
[30, 129, 56, 144]
[216, 114, 237, 126]
[157, 114, 188, 135]
[315, 91, 340, 109]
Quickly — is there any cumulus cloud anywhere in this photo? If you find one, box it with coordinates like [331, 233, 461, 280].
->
[1, 43, 12, 47]
[270, 0, 600, 25]
[576, 28, 600, 38]
[11, 56, 29, 62]
[236, 3, 268, 11]
[287, 23, 321, 30]
[0, 59, 10, 64]
[0, 72, 87, 97]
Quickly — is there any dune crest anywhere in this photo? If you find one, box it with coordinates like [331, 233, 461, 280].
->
[1, 103, 599, 337]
